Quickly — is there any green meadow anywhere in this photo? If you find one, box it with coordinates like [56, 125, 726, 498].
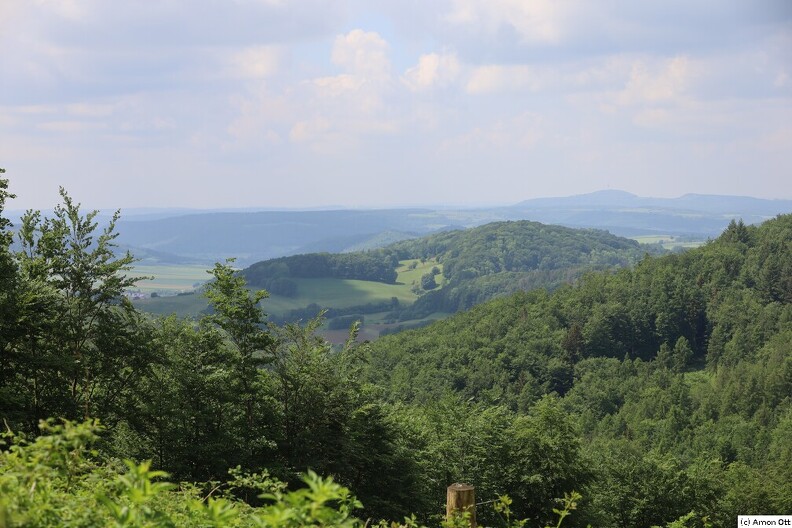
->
[133, 292, 210, 318]
[394, 257, 445, 287]
[129, 264, 212, 293]
[133, 259, 445, 326]
[259, 277, 415, 314]
[632, 234, 705, 251]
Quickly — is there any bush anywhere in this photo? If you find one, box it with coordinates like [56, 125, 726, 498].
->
[421, 273, 437, 290]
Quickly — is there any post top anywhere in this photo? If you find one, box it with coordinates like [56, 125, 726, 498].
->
[448, 483, 474, 491]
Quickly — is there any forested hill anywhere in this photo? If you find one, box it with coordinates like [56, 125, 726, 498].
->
[365, 214, 792, 524]
[389, 221, 660, 318]
[3, 173, 791, 526]
[241, 221, 659, 318]
[388, 220, 646, 282]
[367, 215, 792, 403]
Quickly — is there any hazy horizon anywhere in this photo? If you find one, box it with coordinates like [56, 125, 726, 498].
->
[2, 1, 791, 210]
[7, 188, 792, 219]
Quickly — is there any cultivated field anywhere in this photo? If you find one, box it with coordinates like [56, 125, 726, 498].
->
[129, 264, 212, 293]
[133, 291, 210, 318]
[632, 235, 706, 251]
[132, 259, 445, 326]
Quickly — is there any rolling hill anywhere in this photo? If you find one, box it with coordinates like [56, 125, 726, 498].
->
[136, 220, 661, 340]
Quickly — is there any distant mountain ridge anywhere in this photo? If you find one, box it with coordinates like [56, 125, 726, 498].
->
[104, 190, 792, 266]
[514, 189, 792, 215]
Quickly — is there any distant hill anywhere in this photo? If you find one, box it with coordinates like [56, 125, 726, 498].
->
[105, 190, 792, 266]
[116, 209, 457, 266]
[507, 190, 792, 236]
[384, 220, 662, 319]
[365, 213, 792, 405]
[223, 220, 659, 337]
[137, 219, 658, 339]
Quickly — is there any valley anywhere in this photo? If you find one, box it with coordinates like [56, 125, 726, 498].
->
[132, 220, 658, 341]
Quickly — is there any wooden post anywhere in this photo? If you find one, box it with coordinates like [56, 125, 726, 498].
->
[446, 483, 476, 527]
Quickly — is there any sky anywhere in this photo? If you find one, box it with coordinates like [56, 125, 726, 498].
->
[1, 0, 791, 210]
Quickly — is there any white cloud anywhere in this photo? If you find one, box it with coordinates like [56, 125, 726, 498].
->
[402, 52, 461, 91]
[312, 74, 367, 97]
[445, 0, 570, 44]
[331, 29, 391, 80]
[289, 117, 331, 143]
[3, 1, 791, 208]
[37, 120, 108, 133]
[65, 102, 117, 117]
[441, 112, 544, 151]
[465, 64, 539, 94]
[32, 0, 88, 21]
[618, 56, 691, 105]
[229, 46, 281, 79]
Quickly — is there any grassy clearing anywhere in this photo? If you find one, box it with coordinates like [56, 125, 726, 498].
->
[133, 292, 209, 318]
[134, 259, 447, 322]
[129, 264, 211, 293]
[262, 277, 416, 314]
[395, 258, 445, 287]
[254, 258, 444, 316]
[631, 235, 705, 251]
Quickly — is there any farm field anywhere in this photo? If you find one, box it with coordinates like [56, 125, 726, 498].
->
[259, 277, 415, 314]
[632, 234, 706, 251]
[129, 264, 212, 293]
[133, 291, 210, 318]
[133, 259, 445, 321]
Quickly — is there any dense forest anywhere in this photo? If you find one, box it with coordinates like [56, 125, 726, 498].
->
[244, 252, 400, 292]
[1, 172, 790, 527]
[367, 215, 792, 525]
[392, 221, 661, 320]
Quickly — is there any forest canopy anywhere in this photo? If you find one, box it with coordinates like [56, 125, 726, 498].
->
[1, 171, 790, 527]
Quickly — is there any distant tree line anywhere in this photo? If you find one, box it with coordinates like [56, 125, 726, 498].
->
[244, 251, 399, 287]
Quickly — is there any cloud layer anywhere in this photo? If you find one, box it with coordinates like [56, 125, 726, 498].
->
[1, 0, 790, 209]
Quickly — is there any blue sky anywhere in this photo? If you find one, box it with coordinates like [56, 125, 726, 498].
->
[1, 0, 790, 210]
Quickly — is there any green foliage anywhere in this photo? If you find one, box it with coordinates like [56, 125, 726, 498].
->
[2, 186, 154, 430]
[3, 177, 790, 528]
[1, 420, 585, 528]
[244, 252, 398, 286]
[0, 419, 361, 527]
[204, 259, 273, 359]
[366, 214, 792, 526]
[254, 470, 362, 528]
[0, 170, 22, 417]
[420, 272, 437, 290]
[100, 460, 177, 527]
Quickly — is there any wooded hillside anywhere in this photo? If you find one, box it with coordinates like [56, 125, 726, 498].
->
[366, 215, 792, 525]
[1, 172, 789, 526]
